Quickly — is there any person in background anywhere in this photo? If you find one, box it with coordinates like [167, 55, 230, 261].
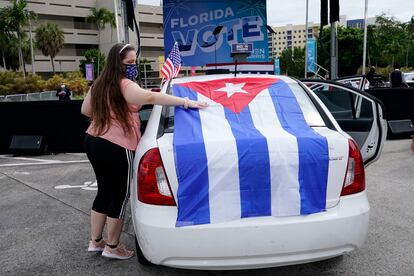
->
[365, 66, 376, 87]
[56, 83, 71, 100]
[389, 63, 408, 88]
[81, 43, 208, 260]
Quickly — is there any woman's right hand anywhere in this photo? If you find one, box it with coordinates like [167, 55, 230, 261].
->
[188, 100, 209, 109]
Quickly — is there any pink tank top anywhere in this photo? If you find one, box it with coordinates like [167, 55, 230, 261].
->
[86, 79, 141, 151]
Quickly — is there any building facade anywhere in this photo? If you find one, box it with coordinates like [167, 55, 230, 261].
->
[267, 16, 376, 59]
[267, 23, 319, 59]
[0, 0, 164, 75]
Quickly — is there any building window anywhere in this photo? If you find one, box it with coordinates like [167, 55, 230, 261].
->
[308, 34, 313, 39]
[287, 30, 292, 35]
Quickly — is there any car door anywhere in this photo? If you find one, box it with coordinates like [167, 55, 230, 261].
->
[139, 104, 153, 134]
[302, 80, 387, 166]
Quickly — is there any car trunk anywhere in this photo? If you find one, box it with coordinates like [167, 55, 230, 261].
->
[157, 126, 349, 212]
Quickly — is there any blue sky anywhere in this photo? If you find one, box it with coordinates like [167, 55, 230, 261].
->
[137, 0, 414, 26]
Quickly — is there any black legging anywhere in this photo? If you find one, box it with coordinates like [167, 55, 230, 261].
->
[84, 134, 135, 219]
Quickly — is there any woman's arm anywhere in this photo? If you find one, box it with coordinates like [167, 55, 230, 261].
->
[81, 88, 92, 117]
[123, 82, 208, 109]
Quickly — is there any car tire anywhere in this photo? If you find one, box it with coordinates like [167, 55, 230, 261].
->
[134, 236, 153, 266]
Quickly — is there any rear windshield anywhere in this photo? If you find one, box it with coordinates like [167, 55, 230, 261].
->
[162, 81, 325, 134]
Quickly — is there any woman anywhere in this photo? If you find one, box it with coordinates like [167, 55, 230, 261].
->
[81, 43, 207, 260]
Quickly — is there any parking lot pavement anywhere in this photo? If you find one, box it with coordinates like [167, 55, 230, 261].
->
[1, 140, 414, 275]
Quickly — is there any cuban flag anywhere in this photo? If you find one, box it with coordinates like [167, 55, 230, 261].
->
[173, 77, 329, 227]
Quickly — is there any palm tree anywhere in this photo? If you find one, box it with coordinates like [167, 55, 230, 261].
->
[35, 22, 64, 73]
[0, 33, 9, 69]
[86, 7, 116, 40]
[1, 0, 36, 75]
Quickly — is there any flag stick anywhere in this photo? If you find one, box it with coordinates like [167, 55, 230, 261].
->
[362, 0, 369, 75]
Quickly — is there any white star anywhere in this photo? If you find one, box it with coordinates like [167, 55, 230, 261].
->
[215, 82, 248, 98]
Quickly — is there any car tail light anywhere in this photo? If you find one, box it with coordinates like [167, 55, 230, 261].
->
[138, 148, 176, 206]
[341, 139, 365, 196]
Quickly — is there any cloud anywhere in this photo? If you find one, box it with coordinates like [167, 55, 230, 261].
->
[138, 0, 414, 26]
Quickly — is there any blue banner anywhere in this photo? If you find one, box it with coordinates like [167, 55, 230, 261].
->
[163, 0, 268, 66]
[306, 38, 317, 73]
[274, 58, 280, 75]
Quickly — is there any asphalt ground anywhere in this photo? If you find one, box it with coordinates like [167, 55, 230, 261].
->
[1, 139, 414, 275]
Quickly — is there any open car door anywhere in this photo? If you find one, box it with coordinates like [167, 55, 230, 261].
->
[302, 80, 387, 166]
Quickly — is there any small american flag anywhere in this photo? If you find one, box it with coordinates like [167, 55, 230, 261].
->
[161, 42, 182, 80]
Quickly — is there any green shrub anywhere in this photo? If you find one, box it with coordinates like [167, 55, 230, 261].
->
[0, 71, 44, 95]
[43, 74, 66, 91]
[65, 71, 89, 97]
[0, 70, 89, 96]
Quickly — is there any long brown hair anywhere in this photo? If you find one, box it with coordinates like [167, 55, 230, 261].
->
[90, 43, 136, 136]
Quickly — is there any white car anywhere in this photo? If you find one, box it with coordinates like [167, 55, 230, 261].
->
[131, 74, 386, 270]
[404, 72, 414, 87]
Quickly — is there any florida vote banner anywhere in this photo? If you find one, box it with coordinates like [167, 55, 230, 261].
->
[163, 0, 268, 66]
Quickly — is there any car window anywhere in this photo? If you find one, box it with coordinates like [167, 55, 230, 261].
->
[162, 81, 326, 133]
[289, 83, 325, 126]
[311, 84, 373, 120]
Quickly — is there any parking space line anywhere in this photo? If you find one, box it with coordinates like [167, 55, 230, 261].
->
[0, 156, 54, 162]
[0, 160, 90, 167]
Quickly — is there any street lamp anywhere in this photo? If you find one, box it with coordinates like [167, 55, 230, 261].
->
[304, 0, 309, 78]
[25, 10, 35, 74]
[212, 25, 223, 69]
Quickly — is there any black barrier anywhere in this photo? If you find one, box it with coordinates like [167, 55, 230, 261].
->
[0, 100, 90, 154]
[365, 87, 414, 137]
[365, 87, 414, 122]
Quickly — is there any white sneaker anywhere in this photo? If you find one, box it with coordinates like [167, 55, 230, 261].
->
[102, 244, 134, 260]
[88, 239, 106, 252]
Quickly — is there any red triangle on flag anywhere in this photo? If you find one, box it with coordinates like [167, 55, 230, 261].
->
[179, 78, 279, 113]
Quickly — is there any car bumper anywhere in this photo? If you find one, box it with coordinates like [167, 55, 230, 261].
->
[131, 191, 370, 270]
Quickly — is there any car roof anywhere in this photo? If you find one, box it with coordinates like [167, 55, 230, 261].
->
[170, 74, 298, 85]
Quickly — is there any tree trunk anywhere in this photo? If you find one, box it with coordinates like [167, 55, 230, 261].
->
[18, 34, 26, 79]
[1, 51, 6, 69]
[406, 49, 409, 67]
[51, 56, 55, 74]
[22, 56, 27, 76]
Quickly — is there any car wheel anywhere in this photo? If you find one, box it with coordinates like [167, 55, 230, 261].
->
[134, 236, 153, 266]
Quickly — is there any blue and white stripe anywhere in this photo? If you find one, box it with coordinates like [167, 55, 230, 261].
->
[173, 79, 329, 227]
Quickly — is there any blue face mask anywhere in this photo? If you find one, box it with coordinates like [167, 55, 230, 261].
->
[124, 64, 138, 80]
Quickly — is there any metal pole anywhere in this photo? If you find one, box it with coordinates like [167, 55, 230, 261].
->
[215, 38, 217, 69]
[123, 1, 129, 43]
[330, 21, 338, 79]
[304, 0, 309, 78]
[28, 14, 35, 74]
[362, 0, 368, 75]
